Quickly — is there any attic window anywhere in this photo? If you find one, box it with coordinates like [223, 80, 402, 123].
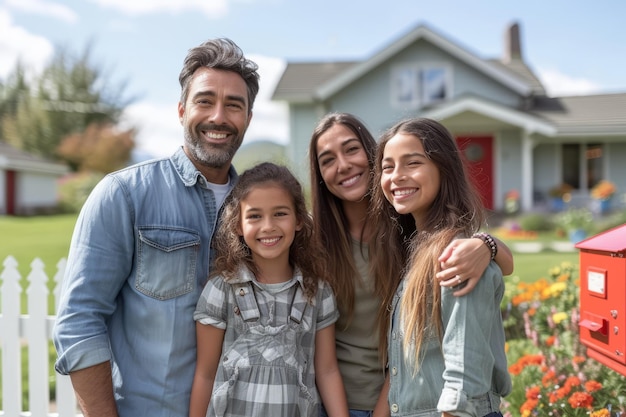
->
[421, 67, 447, 104]
[391, 64, 450, 109]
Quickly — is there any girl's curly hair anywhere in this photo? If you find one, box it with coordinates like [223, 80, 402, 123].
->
[212, 162, 327, 301]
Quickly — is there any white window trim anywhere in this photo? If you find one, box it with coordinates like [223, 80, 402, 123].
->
[390, 63, 452, 109]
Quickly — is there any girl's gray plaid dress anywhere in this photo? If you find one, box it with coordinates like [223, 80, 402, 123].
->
[194, 267, 339, 417]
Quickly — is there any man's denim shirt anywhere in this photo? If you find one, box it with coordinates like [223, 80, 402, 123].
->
[53, 147, 236, 417]
[387, 262, 512, 417]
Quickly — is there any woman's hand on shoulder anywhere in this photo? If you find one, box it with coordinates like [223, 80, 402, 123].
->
[435, 238, 490, 296]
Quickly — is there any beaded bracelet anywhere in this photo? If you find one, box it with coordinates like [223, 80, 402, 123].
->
[472, 232, 498, 260]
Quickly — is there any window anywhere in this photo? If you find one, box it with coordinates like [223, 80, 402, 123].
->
[421, 67, 447, 104]
[391, 65, 420, 108]
[561, 143, 604, 191]
[391, 64, 450, 108]
[562, 144, 580, 189]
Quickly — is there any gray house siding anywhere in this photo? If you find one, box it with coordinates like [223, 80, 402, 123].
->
[533, 142, 561, 204]
[288, 104, 322, 182]
[496, 130, 524, 210]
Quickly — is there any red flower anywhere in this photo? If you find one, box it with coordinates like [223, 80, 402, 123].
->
[584, 380, 603, 392]
[565, 376, 581, 388]
[509, 363, 524, 375]
[525, 386, 541, 400]
[568, 392, 594, 409]
[542, 369, 556, 387]
[520, 398, 539, 414]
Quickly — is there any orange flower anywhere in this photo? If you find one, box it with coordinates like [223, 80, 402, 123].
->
[520, 398, 539, 414]
[542, 369, 556, 387]
[525, 386, 541, 400]
[567, 391, 594, 409]
[591, 180, 615, 200]
[585, 380, 603, 392]
[557, 274, 569, 282]
[591, 409, 611, 417]
[509, 363, 524, 376]
[545, 335, 556, 347]
[548, 384, 572, 404]
[572, 355, 586, 364]
[565, 375, 581, 388]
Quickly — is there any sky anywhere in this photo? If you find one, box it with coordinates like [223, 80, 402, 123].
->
[1, 0, 625, 159]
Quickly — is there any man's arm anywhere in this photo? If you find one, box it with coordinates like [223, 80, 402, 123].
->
[70, 362, 118, 417]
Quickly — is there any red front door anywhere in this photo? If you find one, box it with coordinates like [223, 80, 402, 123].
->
[6, 169, 16, 215]
[455, 136, 494, 209]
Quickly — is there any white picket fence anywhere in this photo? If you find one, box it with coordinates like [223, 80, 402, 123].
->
[0, 256, 81, 417]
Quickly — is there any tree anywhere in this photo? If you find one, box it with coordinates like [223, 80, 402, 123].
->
[57, 123, 135, 173]
[1, 42, 135, 166]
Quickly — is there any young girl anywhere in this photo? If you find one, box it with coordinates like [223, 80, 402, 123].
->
[189, 162, 349, 417]
[308, 113, 514, 416]
[371, 118, 511, 417]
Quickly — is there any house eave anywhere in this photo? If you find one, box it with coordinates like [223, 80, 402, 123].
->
[0, 156, 69, 175]
[554, 128, 626, 137]
[422, 97, 556, 136]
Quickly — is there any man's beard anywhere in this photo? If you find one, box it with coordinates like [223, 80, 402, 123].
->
[184, 123, 245, 169]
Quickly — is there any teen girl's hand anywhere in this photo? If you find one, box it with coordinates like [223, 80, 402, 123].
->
[436, 236, 513, 296]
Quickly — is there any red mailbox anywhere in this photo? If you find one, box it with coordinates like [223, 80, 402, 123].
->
[575, 224, 626, 376]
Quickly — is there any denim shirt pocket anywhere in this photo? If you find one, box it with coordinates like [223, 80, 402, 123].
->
[136, 226, 200, 300]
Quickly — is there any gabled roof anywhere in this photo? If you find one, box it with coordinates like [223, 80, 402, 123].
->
[488, 59, 546, 95]
[272, 61, 357, 103]
[530, 93, 626, 136]
[0, 141, 68, 175]
[423, 95, 557, 136]
[272, 23, 534, 102]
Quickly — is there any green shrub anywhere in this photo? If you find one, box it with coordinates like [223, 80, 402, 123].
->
[518, 213, 554, 231]
[58, 171, 104, 213]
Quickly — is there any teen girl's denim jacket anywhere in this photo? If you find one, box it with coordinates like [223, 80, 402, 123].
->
[387, 262, 511, 417]
[53, 147, 236, 417]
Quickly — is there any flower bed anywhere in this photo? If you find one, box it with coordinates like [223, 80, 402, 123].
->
[501, 262, 626, 416]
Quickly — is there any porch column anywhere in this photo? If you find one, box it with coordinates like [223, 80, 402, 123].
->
[521, 131, 535, 211]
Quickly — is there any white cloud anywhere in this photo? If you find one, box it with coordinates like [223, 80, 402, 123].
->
[0, 9, 54, 79]
[537, 67, 604, 97]
[245, 54, 289, 145]
[5, 0, 78, 22]
[122, 100, 182, 159]
[87, 0, 228, 18]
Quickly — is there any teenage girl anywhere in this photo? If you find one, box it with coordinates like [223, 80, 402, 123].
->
[190, 162, 349, 417]
[371, 118, 511, 417]
[309, 113, 513, 416]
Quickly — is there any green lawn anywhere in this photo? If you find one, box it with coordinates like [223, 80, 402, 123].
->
[0, 213, 77, 278]
[505, 251, 579, 282]
[0, 214, 76, 315]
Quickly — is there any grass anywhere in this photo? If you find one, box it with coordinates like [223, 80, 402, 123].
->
[505, 251, 579, 282]
[0, 213, 76, 278]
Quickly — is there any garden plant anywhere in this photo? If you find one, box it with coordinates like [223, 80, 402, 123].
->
[502, 262, 626, 416]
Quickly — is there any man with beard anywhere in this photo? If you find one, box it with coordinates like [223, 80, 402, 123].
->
[53, 38, 260, 417]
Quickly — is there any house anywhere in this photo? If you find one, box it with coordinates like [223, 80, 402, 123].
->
[0, 142, 68, 215]
[271, 22, 626, 213]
